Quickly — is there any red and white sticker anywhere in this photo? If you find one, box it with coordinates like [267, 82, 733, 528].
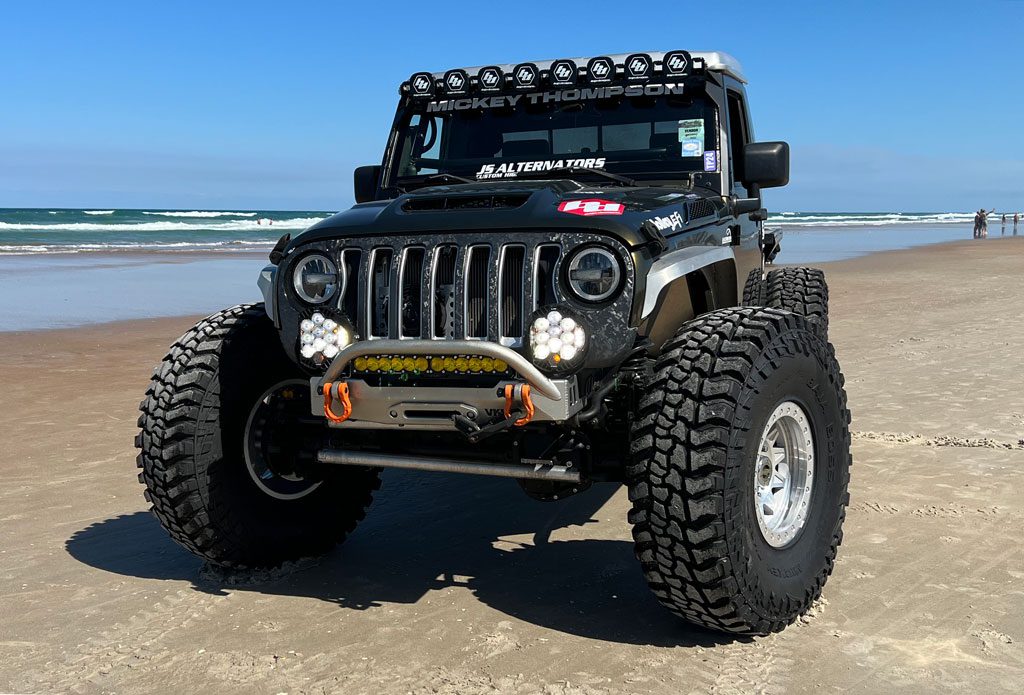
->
[557, 199, 625, 217]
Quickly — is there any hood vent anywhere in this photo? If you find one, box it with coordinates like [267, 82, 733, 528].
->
[686, 198, 717, 221]
[402, 193, 531, 213]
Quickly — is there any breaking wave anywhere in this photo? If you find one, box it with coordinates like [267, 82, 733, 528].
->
[0, 216, 326, 233]
[83, 210, 115, 215]
[774, 212, 976, 227]
[141, 210, 258, 218]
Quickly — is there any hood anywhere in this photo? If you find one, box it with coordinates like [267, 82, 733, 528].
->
[286, 179, 724, 252]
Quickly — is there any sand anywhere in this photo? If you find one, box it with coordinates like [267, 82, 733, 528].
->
[1, 237, 1022, 694]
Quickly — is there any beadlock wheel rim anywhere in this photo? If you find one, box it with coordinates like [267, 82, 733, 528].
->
[244, 379, 323, 501]
[754, 400, 815, 548]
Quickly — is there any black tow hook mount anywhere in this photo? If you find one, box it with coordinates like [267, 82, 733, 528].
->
[453, 411, 525, 444]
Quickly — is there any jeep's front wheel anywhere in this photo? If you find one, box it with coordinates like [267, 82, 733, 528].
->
[135, 304, 380, 569]
[627, 307, 851, 635]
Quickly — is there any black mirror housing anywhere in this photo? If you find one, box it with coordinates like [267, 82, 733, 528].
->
[743, 142, 790, 188]
[354, 165, 381, 203]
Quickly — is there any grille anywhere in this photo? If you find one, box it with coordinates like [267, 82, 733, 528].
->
[337, 238, 567, 346]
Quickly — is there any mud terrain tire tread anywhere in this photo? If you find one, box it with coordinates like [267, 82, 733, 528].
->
[135, 303, 380, 568]
[742, 268, 766, 306]
[766, 267, 829, 334]
[626, 307, 851, 635]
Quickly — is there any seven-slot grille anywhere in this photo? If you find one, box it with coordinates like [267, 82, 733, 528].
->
[335, 239, 564, 346]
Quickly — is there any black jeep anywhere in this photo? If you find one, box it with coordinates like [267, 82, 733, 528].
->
[136, 51, 850, 635]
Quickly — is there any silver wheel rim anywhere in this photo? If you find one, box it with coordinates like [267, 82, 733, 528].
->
[244, 380, 323, 501]
[754, 400, 815, 548]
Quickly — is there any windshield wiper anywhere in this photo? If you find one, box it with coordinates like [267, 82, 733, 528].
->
[421, 173, 475, 185]
[517, 167, 637, 187]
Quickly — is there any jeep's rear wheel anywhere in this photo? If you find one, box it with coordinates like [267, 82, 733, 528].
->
[627, 307, 851, 635]
[135, 303, 380, 569]
[766, 267, 829, 334]
[742, 268, 765, 306]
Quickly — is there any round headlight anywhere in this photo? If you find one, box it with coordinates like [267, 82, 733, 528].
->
[566, 246, 621, 303]
[293, 254, 340, 304]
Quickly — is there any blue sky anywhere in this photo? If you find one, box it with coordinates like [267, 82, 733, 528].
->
[2, 0, 1022, 212]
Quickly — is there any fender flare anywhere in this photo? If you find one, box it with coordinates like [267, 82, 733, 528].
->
[639, 246, 736, 320]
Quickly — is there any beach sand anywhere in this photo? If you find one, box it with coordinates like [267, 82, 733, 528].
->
[1, 238, 1022, 694]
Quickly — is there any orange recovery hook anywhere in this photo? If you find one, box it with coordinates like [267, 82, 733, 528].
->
[323, 381, 353, 424]
[503, 383, 535, 426]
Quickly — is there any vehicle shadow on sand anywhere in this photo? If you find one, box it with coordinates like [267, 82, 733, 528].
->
[66, 470, 743, 648]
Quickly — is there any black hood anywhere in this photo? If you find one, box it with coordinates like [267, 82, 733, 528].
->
[286, 179, 724, 252]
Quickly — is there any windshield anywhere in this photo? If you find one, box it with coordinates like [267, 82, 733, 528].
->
[388, 84, 721, 189]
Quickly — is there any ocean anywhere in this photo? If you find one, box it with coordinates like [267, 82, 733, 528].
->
[0, 208, 1005, 330]
[0, 208, 993, 256]
[0, 208, 328, 255]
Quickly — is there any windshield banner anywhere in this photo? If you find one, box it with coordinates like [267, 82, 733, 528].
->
[428, 83, 684, 113]
[476, 157, 607, 180]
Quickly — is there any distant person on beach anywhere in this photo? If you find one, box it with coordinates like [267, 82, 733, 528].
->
[974, 209, 995, 238]
[1015, 212, 1020, 235]
[1001, 214, 1007, 235]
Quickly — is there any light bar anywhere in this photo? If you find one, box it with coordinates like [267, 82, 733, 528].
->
[351, 354, 511, 375]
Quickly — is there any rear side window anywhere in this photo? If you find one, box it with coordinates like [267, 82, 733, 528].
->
[727, 93, 749, 184]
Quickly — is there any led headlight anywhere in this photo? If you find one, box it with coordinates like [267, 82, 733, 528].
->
[565, 246, 622, 303]
[293, 254, 340, 304]
[528, 307, 587, 373]
[298, 313, 352, 364]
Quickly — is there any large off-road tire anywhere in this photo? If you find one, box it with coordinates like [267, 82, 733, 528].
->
[135, 303, 380, 569]
[627, 307, 851, 635]
[766, 267, 829, 334]
[741, 268, 766, 306]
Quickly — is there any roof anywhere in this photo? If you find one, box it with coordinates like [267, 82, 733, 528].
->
[424, 51, 747, 85]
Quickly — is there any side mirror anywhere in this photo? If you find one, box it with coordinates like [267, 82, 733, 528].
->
[743, 142, 790, 188]
[353, 165, 381, 203]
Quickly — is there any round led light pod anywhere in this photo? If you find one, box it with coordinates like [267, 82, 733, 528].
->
[662, 50, 692, 76]
[311, 312, 326, 325]
[300, 332, 315, 345]
[527, 306, 588, 375]
[586, 56, 615, 84]
[322, 343, 340, 359]
[300, 344, 317, 359]
[300, 319, 315, 333]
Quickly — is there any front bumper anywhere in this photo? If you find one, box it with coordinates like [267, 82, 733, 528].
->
[311, 339, 583, 431]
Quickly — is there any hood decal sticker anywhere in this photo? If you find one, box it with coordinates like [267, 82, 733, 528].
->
[558, 199, 625, 217]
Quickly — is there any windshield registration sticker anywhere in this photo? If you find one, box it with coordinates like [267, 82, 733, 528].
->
[475, 157, 606, 180]
[678, 119, 705, 157]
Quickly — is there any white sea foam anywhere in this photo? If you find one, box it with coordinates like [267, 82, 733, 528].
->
[0, 216, 327, 233]
[83, 210, 115, 215]
[142, 210, 259, 218]
[0, 239, 276, 255]
[773, 212, 975, 227]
